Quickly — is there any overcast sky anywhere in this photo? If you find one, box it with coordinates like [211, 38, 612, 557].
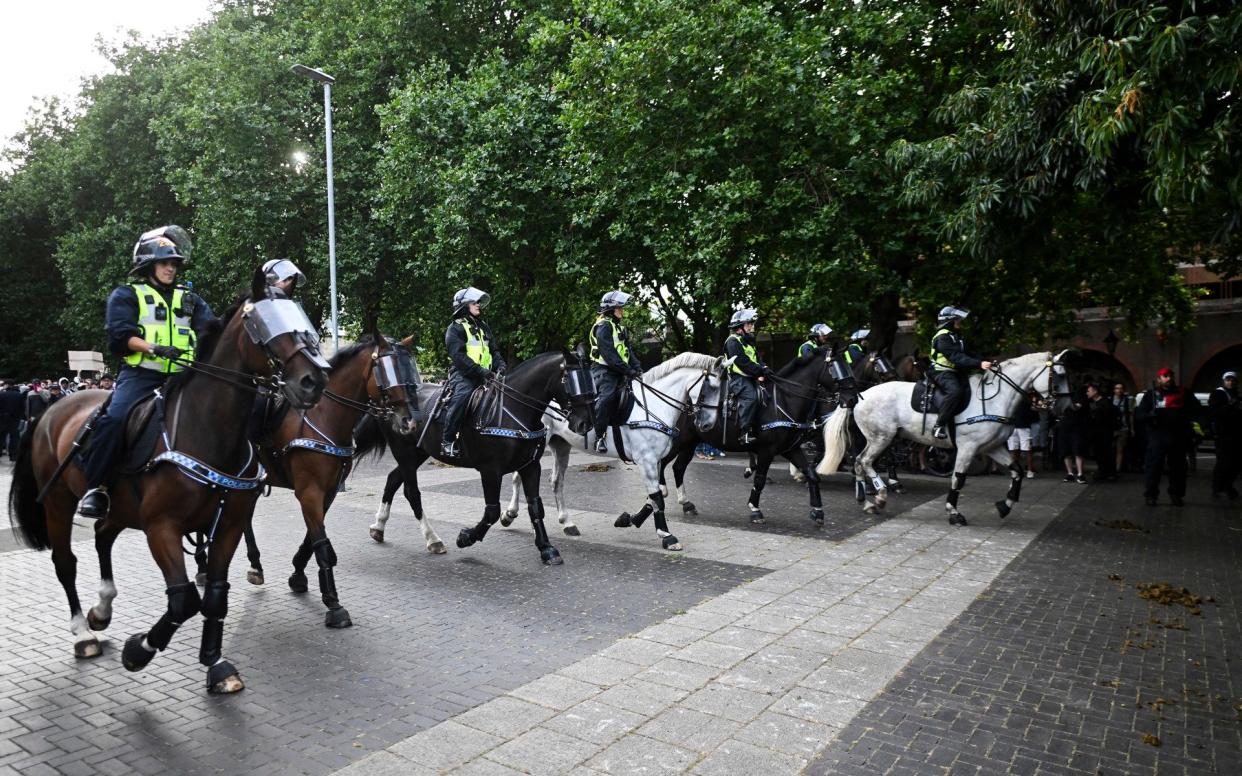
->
[1, 1, 215, 153]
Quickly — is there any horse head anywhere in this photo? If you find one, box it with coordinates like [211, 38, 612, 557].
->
[690, 356, 731, 433]
[236, 268, 329, 408]
[370, 330, 421, 435]
[560, 348, 597, 437]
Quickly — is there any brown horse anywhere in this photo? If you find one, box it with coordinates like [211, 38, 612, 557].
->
[8, 273, 329, 693]
[244, 330, 418, 628]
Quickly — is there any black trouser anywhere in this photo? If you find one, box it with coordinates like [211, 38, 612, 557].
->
[1091, 432, 1116, 478]
[932, 370, 966, 427]
[82, 367, 168, 489]
[1, 420, 18, 458]
[441, 372, 482, 444]
[1144, 435, 1188, 499]
[591, 365, 625, 437]
[730, 375, 759, 431]
[1213, 436, 1239, 494]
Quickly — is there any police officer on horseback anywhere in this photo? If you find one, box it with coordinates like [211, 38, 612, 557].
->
[930, 306, 993, 440]
[589, 290, 642, 453]
[799, 323, 832, 359]
[843, 328, 870, 366]
[76, 226, 216, 518]
[442, 286, 505, 458]
[247, 258, 308, 442]
[724, 309, 773, 445]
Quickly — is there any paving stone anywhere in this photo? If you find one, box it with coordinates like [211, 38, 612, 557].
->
[671, 641, 751, 670]
[511, 674, 606, 712]
[545, 700, 645, 745]
[596, 638, 676, 667]
[388, 721, 504, 769]
[485, 727, 601, 776]
[635, 658, 722, 692]
[681, 683, 774, 723]
[453, 697, 558, 739]
[558, 656, 644, 687]
[636, 707, 742, 753]
[587, 734, 697, 775]
[769, 687, 869, 728]
[332, 752, 433, 776]
[592, 680, 689, 718]
[690, 739, 806, 775]
[734, 710, 839, 757]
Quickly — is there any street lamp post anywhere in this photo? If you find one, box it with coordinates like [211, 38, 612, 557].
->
[291, 64, 339, 353]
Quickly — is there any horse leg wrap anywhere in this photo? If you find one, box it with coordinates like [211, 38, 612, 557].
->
[1007, 462, 1024, 501]
[147, 582, 201, 652]
[748, 472, 767, 509]
[458, 503, 501, 547]
[946, 489, 960, 509]
[313, 539, 342, 610]
[198, 581, 230, 666]
[951, 472, 966, 492]
[292, 535, 314, 572]
[527, 496, 545, 522]
[631, 498, 656, 528]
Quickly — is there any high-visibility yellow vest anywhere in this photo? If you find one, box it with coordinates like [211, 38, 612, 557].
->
[589, 317, 629, 365]
[460, 318, 493, 369]
[726, 334, 758, 375]
[930, 327, 956, 372]
[799, 339, 816, 358]
[843, 343, 863, 365]
[123, 283, 196, 373]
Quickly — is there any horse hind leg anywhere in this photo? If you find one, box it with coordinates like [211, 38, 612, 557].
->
[650, 491, 682, 552]
[48, 509, 101, 659]
[369, 466, 404, 543]
[86, 521, 122, 633]
[671, 445, 697, 516]
[550, 439, 579, 536]
[243, 524, 264, 585]
[990, 446, 1024, 518]
[858, 437, 893, 513]
[945, 470, 969, 526]
[502, 470, 522, 527]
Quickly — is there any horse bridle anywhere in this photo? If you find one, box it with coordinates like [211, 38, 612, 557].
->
[984, 356, 1071, 410]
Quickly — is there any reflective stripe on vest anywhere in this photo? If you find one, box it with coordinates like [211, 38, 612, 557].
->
[461, 318, 493, 369]
[843, 344, 862, 365]
[727, 334, 757, 375]
[930, 327, 956, 372]
[124, 283, 196, 373]
[589, 317, 629, 365]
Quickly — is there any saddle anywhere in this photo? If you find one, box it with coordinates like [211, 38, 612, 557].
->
[910, 376, 949, 416]
[115, 393, 166, 474]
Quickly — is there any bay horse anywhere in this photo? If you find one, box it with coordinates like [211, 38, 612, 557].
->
[360, 352, 595, 564]
[8, 273, 329, 692]
[206, 330, 419, 628]
[817, 351, 1071, 525]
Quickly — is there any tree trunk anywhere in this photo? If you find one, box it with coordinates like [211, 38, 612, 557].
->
[869, 290, 902, 353]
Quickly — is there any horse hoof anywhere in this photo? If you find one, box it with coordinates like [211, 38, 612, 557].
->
[661, 535, 683, 551]
[86, 608, 111, 632]
[206, 660, 244, 694]
[74, 639, 102, 659]
[368, 528, 385, 543]
[948, 513, 968, 527]
[247, 569, 265, 586]
[743, 468, 753, 479]
[325, 607, 353, 628]
[863, 504, 878, 515]
[809, 509, 824, 525]
[288, 571, 309, 593]
[122, 633, 155, 672]
[541, 547, 564, 565]
[614, 513, 633, 528]
[194, 571, 207, 587]
[995, 500, 1011, 518]
[501, 510, 518, 527]
[563, 525, 581, 537]
[749, 510, 765, 525]
[682, 502, 698, 516]
[891, 482, 906, 494]
[427, 541, 447, 554]
[456, 528, 477, 549]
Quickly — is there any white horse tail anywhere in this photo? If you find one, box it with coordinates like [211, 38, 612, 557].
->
[816, 409, 852, 476]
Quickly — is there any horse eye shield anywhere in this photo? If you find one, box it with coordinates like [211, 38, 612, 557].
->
[243, 298, 330, 369]
[375, 348, 420, 390]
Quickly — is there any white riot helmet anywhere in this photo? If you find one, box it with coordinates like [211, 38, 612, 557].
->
[262, 259, 306, 290]
[937, 306, 970, 326]
[452, 287, 491, 316]
[729, 309, 759, 329]
[599, 290, 632, 313]
[850, 328, 871, 342]
[810, 323, 832, 338]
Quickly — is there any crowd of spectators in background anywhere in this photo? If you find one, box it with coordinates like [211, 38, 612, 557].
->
[0, 375, 114, 461]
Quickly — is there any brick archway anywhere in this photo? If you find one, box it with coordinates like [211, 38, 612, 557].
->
[1190, 343, 1242, 392]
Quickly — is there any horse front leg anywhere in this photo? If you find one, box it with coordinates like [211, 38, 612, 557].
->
[991, 445, 1024, 519]
[945, 462, 969, 527]
[520, 461, 563, 565]
[746, 455, 774, 525]
[295, 480, 352, 628]
[198, 512, 249, 694]
[549, 436, 579, 536]
[368, 466, 404, 543]
[502, 471, 522, 527]
[670, 444, 698, 516]
[121, 523, 200, 676]
[86, 521, 123, 634]
[456, 472, 503, 550]
[785, 446, 823, 525]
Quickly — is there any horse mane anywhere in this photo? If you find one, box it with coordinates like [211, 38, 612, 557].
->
[644, 352, 718, 382]
[328, 334, 380, 369]
[163, 293, 249, 396]
[998, 351, 1053, 371]
[507, 351, 567, 376]
[776, 348, 826, 378]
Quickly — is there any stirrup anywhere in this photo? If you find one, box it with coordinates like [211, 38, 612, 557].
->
[76, 487, 110, 519]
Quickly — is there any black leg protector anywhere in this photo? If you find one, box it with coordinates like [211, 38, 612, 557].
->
[632, 493, 661, 528]
[529, 497, 562, 565]
[748, 471, 767, 508]
[313, 538, 341, 609]
[244, 525, 263, 574]
[457, 503, 502, 547]
[1006, 462, 1024, 501]
[147, 582, 202, 652]
[289, 534, 312, 592]
[198, 581, 230, 666]
[652, 498, 681, 550]
[946, 489, 960, 508]
[52, 551, 82, 616]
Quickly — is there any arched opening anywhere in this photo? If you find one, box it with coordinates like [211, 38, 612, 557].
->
[1073, 349, 1136, 392]
[1192, 344, 1242, 393]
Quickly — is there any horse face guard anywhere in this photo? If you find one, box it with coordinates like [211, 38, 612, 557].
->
[689, 357, 729, 433]
[870, 353, 894, 378]
[827, 358, 851, 382]
[242, 296, 330, 371]
[560, 356, 597, 436]
[372, 340, 421, 426]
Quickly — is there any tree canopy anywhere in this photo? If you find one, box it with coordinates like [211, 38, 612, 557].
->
[0, 0, 1235, 378]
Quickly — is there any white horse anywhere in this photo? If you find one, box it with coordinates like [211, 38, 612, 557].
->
[502, 407, 582, 535]
[503, 353, 731, 551]
[817, 351, 1070, 525]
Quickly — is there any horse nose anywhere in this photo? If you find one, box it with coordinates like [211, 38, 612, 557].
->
[300, 373, 321, 395]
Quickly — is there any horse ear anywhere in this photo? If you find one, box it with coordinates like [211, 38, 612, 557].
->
[250, 267, 266, 300]
[400, 335, 415, 347]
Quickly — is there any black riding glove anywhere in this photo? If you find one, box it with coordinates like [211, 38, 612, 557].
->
[626, 368, 641, 379]
[151, 345, 185, 361]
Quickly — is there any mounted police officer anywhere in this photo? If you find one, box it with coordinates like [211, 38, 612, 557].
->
[929, 306, 993, 440]
[724, 309, 773, 445]
[77, 226, 216, 518]
[843, 328, 870, 368]
[589, 290, 642, 453]
[248, 258, 308, 442]
[441, 287, 505, 458]
[799, 323, 832, 359]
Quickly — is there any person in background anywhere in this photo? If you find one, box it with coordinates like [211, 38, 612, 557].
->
[0, 381, 23, 460]
[1007, 391, 1038, 478]
[99, 374, 115, 391]
[1059, 387, 1089, 484]
[1111, 383, 1132, 472]
[1135, 367, 1200, 506]
[1209, 370, 1240, 500]
[1086, 383, 1118, 482]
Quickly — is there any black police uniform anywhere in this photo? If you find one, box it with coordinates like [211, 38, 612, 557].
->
[442, 315, 505, 449]
[1209, 382, 1241, 498]
[590, 317, 641, 439]
[724, 332, 770, 434]
[930, 329, 983, 430]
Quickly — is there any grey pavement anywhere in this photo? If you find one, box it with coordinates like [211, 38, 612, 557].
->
[2, 448, 1235, 775]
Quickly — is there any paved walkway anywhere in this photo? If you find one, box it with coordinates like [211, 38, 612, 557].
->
[2, 448, 1238, 776]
